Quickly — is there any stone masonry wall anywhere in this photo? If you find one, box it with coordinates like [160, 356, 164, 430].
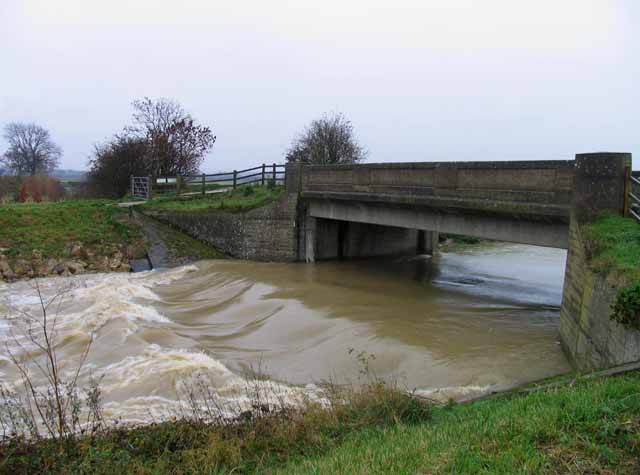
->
[560, 217, 640, 370]
[141, 195, 300, 262]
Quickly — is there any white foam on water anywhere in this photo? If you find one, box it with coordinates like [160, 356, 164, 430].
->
[0, 267, 325, 426]
[415, 384, 496, 403]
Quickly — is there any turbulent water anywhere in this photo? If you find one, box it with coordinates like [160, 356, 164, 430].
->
[0, 243, 571, 424]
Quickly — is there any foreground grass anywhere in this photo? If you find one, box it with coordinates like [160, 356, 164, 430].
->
[142, 185, 284, 213]
[0, 200, 142, 260]
[2, 373, 640, 474]
[585, 214, 640, 285]
[275, 373, 640, 475]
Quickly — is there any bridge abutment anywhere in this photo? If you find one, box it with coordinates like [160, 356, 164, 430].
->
[559, 152, 639, 370]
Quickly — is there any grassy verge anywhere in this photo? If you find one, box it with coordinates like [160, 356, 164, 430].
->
[2, 372, 640, 474]
[584, 214, 640, 328]
[273, 371, 640, 475]
[142, 185, 284, 213]
[0, 200, 143, 261]
[584, 214, 640, 285]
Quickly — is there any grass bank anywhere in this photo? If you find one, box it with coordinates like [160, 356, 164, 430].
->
[0, 200, 141, 261]
[0, 199, 146, 280]
[2, 372, 640, 474]
[584, 214, 640, 328]
[274, 371, 640, 475]
[585, 214, 640, 285]
[142, 185, 284, 213]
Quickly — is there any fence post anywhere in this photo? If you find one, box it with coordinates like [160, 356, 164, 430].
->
[202, 173, 206, 195]
[130, 175, 134, 197]
[272, 163, 276, 183]
[147, 176, 152, 200]
[233, 170, 237, 189]
[177, 175, 182, 196]
[262, 164, 265, 186]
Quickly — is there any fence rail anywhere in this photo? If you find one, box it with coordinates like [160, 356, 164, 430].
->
[630, 175, 640, 222]
[132, 163, 285, 198]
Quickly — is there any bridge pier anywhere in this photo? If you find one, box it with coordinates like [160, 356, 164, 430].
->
[417, 230, 439, 255]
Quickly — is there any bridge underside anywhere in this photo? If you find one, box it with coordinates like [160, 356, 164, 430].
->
[304, 198, 569, 261]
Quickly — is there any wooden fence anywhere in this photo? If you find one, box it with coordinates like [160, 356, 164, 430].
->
[133, 163, 286, 198]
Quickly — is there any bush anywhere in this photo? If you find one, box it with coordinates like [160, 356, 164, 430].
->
[14, 176, 65, 203]
[243, 185, 255, 196]
[611, 283, 640, 330]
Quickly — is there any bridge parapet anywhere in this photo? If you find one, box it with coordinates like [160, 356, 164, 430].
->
[295, 160, 575, 221]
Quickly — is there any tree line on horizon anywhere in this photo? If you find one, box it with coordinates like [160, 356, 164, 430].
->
[1, 100, 367, 199]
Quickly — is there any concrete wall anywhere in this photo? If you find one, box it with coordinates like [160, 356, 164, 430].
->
[300, 160, 574, 219]
[141, 195, 300, 261]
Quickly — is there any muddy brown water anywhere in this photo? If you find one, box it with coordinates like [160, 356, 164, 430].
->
[0, 243, 571, 423]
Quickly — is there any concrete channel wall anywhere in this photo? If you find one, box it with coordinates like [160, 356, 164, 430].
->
[141, 195, 300, 261]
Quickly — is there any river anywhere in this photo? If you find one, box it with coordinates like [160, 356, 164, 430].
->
[0, 243, 571, 424]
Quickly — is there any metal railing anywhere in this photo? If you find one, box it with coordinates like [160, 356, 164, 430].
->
[630, 175, 640, 222]
[132, 163, 286, 198]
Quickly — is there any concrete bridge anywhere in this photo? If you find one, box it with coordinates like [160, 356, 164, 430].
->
[286, 153, 632, 262]
[283, 152, 640, 371]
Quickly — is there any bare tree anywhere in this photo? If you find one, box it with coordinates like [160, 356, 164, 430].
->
[285, 112, 367, 165]
[130, 97, 216, 176]
[2, 123, 62, 176]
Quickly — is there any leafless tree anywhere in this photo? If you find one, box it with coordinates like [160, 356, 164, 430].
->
[130, 97, 216, 176]
[285, 112, 367, 165]
[2, 123, 62, 176]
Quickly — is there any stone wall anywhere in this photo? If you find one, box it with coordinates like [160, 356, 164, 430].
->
[141, 195, 300, 262]
[560, 218, 640, 370]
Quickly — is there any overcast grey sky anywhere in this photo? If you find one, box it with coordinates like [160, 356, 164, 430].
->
[1, 0, 638, 171]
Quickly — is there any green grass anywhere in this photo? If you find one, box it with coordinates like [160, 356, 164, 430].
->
[142, 185, 284, 213]
[0, 200, 142, 261]
[274, 374, 640, 475]
[584, 214, 640, 285]
[2, 373, 640, 474]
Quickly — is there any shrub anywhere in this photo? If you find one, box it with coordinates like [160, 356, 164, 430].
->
[611, 283, 640, 330]
[14, 176, 65, 203]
